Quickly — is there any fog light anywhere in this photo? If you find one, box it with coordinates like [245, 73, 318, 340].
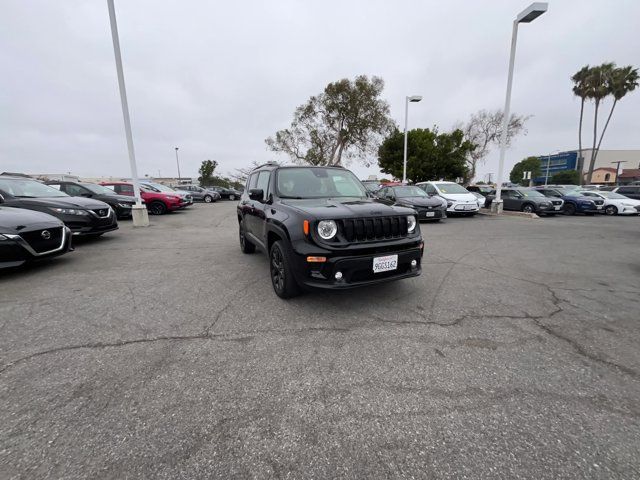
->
[335, 271, 343, 280]
[411, 260, 417, 267]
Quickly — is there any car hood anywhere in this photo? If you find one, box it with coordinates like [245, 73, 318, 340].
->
[395, 196, 444, 208]
[280, 198, 415, 218]
[8, 196, 110, 210]
[438, 192, 477, 202]
[0, 206, 63, 233]
[99, 194, 135, 203]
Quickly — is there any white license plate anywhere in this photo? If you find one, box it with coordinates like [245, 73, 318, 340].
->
[554, 206, 561, 210]
[373, 254, 398, 273]
[597, 205, 603, 209]
[465, 204, 475, 210]
[426, 211, 435, 217]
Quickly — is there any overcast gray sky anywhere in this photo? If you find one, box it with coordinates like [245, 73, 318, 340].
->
[1, 0, 638, 182]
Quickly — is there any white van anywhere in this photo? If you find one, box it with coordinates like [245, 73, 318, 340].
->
[415, 181, 480, 214]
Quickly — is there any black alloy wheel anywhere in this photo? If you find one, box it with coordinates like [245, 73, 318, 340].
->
[269, 241, 300, 299]
[148, 201, 167, 215]
[563, 203, 577, 216]
[239, 220, 255, 254]
[605, 205, 617, 216]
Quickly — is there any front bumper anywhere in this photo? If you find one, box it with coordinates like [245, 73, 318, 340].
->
[63, 210, 119, 236]
[1, 227, 72, 268]
[414, 207, 446, 221]
[447, 203, 479, 213]
[290, 243, 423, 290]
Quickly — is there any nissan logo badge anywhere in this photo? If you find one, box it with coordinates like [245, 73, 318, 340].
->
[41, 230, 51, 240]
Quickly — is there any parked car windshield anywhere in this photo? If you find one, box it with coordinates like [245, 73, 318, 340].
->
[82, 183, 119, 195]
[599, 192, 628, 199]
[394, 186, 429, 198]
[0, 178, 69, 198]
[144, 183, 176, 193]
[434, 183, 469, 194]
[276, 168, 367, 199]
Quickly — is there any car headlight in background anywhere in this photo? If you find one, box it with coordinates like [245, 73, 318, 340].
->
[407, 215, 417, 233]
[117, 203, 133, 208]
[317, 220, 338, 240]
[49, 207, 89, 216]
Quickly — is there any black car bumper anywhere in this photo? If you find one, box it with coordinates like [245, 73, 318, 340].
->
[1, 227, 72, 268]
[61, 211, 119, 236]
[290, 243, 423, 290]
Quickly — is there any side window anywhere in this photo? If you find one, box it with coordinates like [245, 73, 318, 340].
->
[102, 184, 115, 191]
[120, 184, 134, 194]
[256, 171, 270, 201]
[247, 173, 258, 191]
[48, 183, 62, 190]
[378, 187, 387, 197]
[66, 184, 87, 196]
[425, 184, 437, 195]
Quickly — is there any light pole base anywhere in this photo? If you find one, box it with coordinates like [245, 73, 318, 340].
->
[131, 205, 149, 227]
[490, 200, 504, 214]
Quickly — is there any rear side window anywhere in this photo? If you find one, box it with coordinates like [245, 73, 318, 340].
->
[618, 187, 637, 194]
[119, 184, 134, 194]
[256, 171, 270, 201]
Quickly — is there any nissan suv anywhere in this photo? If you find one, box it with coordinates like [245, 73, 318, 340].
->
[237, 164, 423, 298]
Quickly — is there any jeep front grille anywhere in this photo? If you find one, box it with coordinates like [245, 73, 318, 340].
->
[338, 216, 409, 242]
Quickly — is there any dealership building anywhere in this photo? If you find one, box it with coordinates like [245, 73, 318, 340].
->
[535, 149, 640, 185]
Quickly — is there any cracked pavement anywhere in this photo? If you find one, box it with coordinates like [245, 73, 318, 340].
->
[1, 203, 639, 479]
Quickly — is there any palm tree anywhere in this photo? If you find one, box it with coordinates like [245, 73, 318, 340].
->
[571, 66, 591, 184]
[585, 63, 615, 184]
[592, 65, 639, 166]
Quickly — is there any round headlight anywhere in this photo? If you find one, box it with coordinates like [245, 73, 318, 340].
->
[317, 220, 337, 240]
[407, 215, 417, 233]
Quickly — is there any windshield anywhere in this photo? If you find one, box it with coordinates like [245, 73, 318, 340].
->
[276, 168, 367, 199]
[82, 183, 118, 195]
[363, 183, 379, 193]
[394, 186, 429, 198]
[519, 190, 545, 198]
[435, 183, 469, 194]
[0, 178, 69, 198]
[600, 192, 628, 199]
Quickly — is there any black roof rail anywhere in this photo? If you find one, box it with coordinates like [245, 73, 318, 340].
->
[252, 162, 280, 170]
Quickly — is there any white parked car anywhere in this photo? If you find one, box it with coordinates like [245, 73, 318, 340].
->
[416, 181, 480, 215]
[577, 190, 640, 216]
[470, 191, 488, 208]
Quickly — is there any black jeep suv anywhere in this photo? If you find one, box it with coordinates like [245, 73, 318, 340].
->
[237, 164, 423, 298]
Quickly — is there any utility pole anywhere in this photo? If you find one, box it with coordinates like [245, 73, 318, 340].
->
[175, 147, 181, 181]
[611, 161, 627, 186]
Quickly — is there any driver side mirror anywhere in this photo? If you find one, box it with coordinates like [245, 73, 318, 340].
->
[249, 189, 264, 201]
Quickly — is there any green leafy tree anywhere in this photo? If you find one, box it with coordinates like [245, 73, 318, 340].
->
[551, 170, 581, 185]
[509, 156, 541, 185]
[198, 160, 218, 186]
[378, 128, 473, 183]
[266, 75, 395, 166]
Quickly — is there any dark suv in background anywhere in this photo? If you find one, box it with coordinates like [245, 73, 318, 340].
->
[237, 164, 423, 298]
[534, 186, 604, 215]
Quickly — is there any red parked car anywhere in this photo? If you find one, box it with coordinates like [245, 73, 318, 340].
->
[100, 182, 186, 215]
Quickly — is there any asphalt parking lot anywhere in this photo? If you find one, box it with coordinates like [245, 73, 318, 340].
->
[1, 203, 639, 479]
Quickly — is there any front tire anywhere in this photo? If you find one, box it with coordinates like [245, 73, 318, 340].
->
[563, 203, 577, 216]
[148, 201, 167, 215]
[229, 194, 236, 201]
[239, 220, 256, 254]
[204, 195, 213, 203]
[605, 205, 618, 216]
[269, 240, 300, 299]
[522, 203, 535, 214]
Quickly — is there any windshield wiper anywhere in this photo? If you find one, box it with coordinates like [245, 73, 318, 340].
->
[279, 195, 306, 199]
[15, 195, 36, 198]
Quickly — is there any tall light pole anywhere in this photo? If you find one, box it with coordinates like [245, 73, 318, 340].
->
[107, 0, 148, 226]
[612, 160, 627, 186]
[544, 149, 560, 186]
[403, 95, 422, 184]
[174, 147, 182, 181]
[492, 2, 548, 213]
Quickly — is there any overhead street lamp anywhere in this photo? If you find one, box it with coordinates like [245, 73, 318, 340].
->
[174, 147, 182, 181]
[544, 150, 560, 186]
[106, 0, 148, 227]
[403, 95, 422, 184]
[492, 2, 548, 213]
